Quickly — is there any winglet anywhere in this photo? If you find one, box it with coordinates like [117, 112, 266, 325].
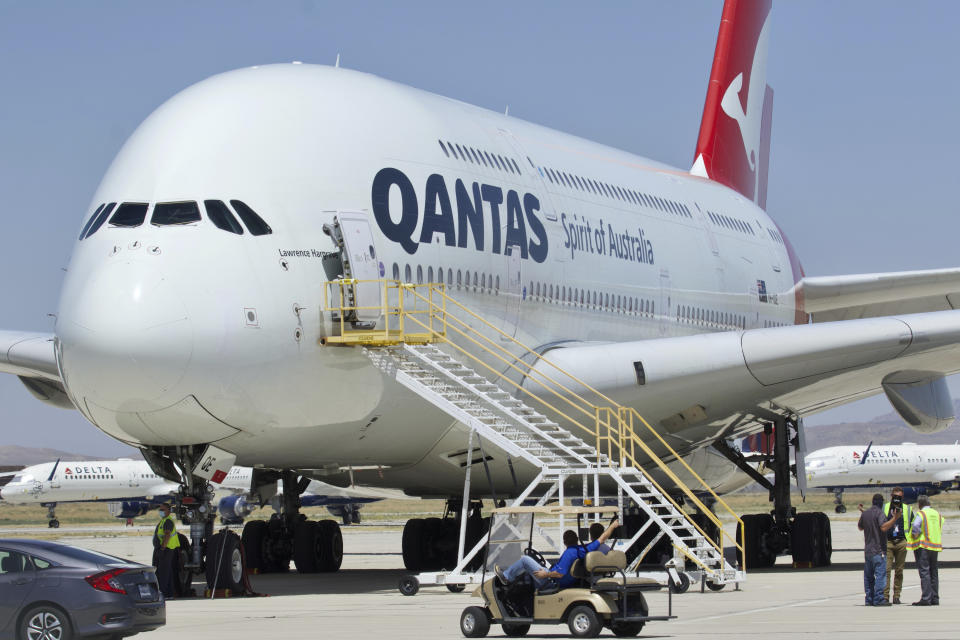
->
[692, 0, 774, 209]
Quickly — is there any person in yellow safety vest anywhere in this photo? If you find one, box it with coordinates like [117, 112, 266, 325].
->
[882, 487, 913, 604]
[908, 494, 943, 606]
[154, 503, 181, 598]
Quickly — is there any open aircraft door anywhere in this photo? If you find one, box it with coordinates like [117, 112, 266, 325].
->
[330, 212, 383, 326]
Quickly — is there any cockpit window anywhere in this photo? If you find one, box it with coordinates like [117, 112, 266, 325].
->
[82, 202, 116, 239]
[109, 202, 149, 228]
[152, 201, 201, 226]
[78, 204, 105, 240]
[230, 200, 272, 236]
[204, 200, 243, 235]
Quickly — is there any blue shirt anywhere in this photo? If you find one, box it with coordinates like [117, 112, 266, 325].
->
[551, 540, 601, 588]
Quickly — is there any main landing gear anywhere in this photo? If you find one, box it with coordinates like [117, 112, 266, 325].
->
[240, 469, 343, 574]
[402, 500, 487, 573]
[833, 489, 847, 513]
[714, 416, 832, 569]
[42, 503, 59, 528]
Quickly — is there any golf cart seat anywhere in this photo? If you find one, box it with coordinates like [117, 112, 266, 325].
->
[585, 551, 662, 591]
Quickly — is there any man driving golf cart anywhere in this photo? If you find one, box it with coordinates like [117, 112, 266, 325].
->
[460, 505, 674, 638]
[495, 518, 618, 591]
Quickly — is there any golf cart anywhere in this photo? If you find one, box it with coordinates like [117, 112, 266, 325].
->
[460, 505, 674, 638]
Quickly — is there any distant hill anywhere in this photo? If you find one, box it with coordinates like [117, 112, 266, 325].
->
[0, 445, 121, 466]
[805, 400, 960, 451]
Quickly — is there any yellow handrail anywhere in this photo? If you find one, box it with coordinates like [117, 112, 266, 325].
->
[322, 278, 744, 571]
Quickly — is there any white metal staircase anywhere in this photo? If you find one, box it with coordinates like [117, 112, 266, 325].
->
[323, 279, 745, 591]
[365, 342, 741, 586]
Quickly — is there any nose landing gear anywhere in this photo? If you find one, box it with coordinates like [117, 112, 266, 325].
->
[41, 503, 59, 528]
[833, 489, 847, 513]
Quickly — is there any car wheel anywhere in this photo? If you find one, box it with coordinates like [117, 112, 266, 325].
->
[459, 606, 490, 638]
[446, 583, 466, 593]
[567, 604, 601, 638]
[20, 604, 72, 640]
[610, 620, 644, 637]
[706, 580, 726, 591]
[502, 622, 530, 637]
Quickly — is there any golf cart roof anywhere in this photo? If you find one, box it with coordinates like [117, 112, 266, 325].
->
[490, 505, 619, 516]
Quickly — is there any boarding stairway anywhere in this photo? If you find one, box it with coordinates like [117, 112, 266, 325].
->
[324, 280, 745, 590]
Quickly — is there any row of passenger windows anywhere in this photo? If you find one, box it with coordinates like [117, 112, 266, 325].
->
[762, 320, 787, 328]
[677, 305, 747, 330]
[392, 263, 502, 294]
[66, 474, 114, 480]
[767, 227, 785, 245]
[529, 282, 657, 316]
[390, 262, 652, 316]
[707, 210, 755, 236]
[438, 140, 523, 176]
[538, 165, 693, 219]
[79, 199, 272, 240]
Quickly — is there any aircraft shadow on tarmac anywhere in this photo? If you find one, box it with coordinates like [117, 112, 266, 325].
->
[188, 569, 417, 596]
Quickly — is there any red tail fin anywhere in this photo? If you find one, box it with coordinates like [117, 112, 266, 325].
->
[691, 0, 773, 209]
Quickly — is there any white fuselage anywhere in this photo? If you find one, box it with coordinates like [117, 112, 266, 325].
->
[805, 444, 960, 490]
[52, 64, 799, 496]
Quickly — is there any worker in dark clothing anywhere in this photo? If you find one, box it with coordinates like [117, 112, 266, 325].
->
[154, 503, 181, 598]
[858, 493, 900, 606]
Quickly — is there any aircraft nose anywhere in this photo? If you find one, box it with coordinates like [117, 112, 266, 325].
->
[58, 260, 194, 409]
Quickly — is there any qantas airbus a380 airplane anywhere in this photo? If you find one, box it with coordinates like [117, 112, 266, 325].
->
[3, 0, 960, 576]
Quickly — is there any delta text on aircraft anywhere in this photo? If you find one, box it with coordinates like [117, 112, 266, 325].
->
[3, 0, 960, 579]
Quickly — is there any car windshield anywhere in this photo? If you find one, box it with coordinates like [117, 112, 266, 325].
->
[484, 511, 535, 576]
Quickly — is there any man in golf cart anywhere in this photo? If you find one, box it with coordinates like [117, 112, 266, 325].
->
[495, 517, 618, 591]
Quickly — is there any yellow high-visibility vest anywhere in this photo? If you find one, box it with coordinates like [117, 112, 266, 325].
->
[884, 502, 913, 538]
[918, 507, 943, 552]
[156, 515, 180, 550]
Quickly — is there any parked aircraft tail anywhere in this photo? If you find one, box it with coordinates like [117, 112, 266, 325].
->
[691, 0, 774, 209]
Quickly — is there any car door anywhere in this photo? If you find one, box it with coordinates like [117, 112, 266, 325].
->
[0, 549, 35, 634]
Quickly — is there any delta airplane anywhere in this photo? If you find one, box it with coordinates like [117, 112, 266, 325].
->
[0, 460, 395, 527]
[805, 443, 960, 513]
[3, 0, 960, 575]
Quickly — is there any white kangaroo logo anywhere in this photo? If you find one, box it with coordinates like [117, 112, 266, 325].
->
[719, 13, 771, 174]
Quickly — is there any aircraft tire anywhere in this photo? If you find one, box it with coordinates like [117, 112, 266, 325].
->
[738, 514, 776, 569]
[241, 520, 269, 573]
[791, 512, 831, 567]
[402, 518, 425, 570]
[49, 519, 60, 529]
[835, 504, 846, 514]
[205, 531, 245, 593]
[422, 517, 444, 571]
[293, 521, 321, 573]
[317, 520, 343, 572]
[175, 533, 193, 596]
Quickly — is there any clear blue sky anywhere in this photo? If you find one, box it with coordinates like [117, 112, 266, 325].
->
[1, 1, 958, 455]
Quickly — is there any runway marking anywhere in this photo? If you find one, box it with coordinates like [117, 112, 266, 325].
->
[678, 585, 921, 623]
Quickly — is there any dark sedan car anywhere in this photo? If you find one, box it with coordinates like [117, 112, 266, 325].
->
[0, 539, 165, 640]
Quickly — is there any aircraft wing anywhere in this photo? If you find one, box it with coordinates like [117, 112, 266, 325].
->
[797, 267, 960, 323]
[0, 331, 74, 409]
[536, 309, 960, 450]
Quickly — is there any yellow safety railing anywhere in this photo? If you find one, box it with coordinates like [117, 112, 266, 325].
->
[323, 279, 745, 573]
